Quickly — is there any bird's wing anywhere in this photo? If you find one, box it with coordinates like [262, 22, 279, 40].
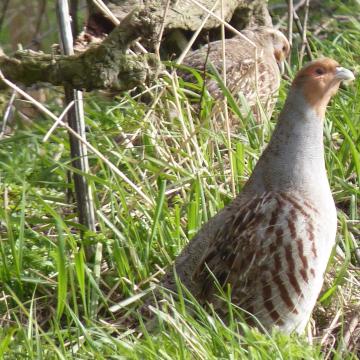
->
[181, 39, 280, 117]
[208, 58, 257, 102]
[192, 191, 319, 304]
[192, 192, 268, 296]
[181, 39, 257, 96]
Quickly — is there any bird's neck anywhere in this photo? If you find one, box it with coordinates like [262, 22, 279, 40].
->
[246, 88, 330, 195]
[269, 87, 326, 163]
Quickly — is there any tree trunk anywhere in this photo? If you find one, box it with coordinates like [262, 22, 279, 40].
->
[87, 0, 272, 55]
[0, 0, 271, 91]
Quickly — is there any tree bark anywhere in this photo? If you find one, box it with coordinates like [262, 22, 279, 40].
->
[97, 0, 272, 31]
[0, 7, 161, 91]
[0, 48, 161, 92]
[0, 0, 271, 91]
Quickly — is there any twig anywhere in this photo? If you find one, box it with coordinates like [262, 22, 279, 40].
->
[314, 19, 334, 36]
[42, 100, 75, 142]
[197, 33, 211, 119]
[155, 0, 171, 59]
[186, 0, 258, 102]
[91, 0, 147, 55]
[287, 0, 293, 65]
[321, 309, 342, 346]
[0, 89, 16, 138]
[176, 0, 220, 65]
[0, 72, 154, 207]
[57, 0, 97, 263]
[275, 0, 307, 29]
[293, 10, 313, 62]
[220, 0, 235, 196]
[92, 0, 119, 25]
[188, 0, 257, 49]
[342, 313, 359, 352]
[300, 0, 312, 64]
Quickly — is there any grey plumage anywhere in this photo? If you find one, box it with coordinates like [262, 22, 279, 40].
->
[145, 59, 354, 334]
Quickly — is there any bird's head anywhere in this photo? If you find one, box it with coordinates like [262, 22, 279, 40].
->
[249, 27, 290, 73]
[292, 58, 355, 118]
[268, 28, 290, 65]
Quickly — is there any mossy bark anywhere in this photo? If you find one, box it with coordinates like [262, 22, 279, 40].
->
[0, 0, 270, 91]
[0, 48, 161, 91]
[99, 0, 271, 31]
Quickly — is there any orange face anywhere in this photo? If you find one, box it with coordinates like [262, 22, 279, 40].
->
[293, 58, 354, 118]
[273, 35, 290, 64]
[248, 26, 290, 67]
[268, 29, 290, 74]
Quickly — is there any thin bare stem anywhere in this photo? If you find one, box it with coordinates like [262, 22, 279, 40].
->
[92, 0, 148, 55]
[155, 0, 171, 59]
[220, 0, 235, 196]
[287, 0, 293, 65]
[57, 0, 97, 265]
[197, 33, 210, 119]
[0, 90, 16, 139]
[176, 0, 219, 65]
[92, 0, 119, 25]
[42, 100, 75, 142]
[299, 0, 311, 64]
[275, 0, 307, 29]
[0, 71, 154, 206]
[293, 10, 313, 62]
[188, 0, 257, 48]
[187, 0, 258, 96]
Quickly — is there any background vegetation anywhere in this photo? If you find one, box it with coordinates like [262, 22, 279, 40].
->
[0, 0, 359, 358]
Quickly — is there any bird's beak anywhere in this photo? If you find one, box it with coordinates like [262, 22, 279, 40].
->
[278, 60, 285, 75]
[335, 67, 355, 82]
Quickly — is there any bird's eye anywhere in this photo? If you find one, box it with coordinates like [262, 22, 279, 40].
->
[282, 46, 287, 51]
[315, 68, 325, 75]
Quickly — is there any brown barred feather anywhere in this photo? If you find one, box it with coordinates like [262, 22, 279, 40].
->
[142, 59, 353, 335]
[181, 26, 290, 124]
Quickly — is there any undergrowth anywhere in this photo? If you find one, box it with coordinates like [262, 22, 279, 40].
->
[0, 1, 359, 358]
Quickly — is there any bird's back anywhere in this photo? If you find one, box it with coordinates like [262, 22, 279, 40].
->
[160, 187, 336, 333]
[181, 36, 281, 124]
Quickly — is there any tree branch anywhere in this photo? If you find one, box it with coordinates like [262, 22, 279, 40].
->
[0, 46, 161, 91]
[0, 7, 162, 91]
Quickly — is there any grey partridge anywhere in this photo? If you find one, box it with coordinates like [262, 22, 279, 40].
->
[181, 26, 290, 124]
[157, 58, 354, 334]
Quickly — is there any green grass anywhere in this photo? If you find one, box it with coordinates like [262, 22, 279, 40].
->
[0, 2, 360, 359]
